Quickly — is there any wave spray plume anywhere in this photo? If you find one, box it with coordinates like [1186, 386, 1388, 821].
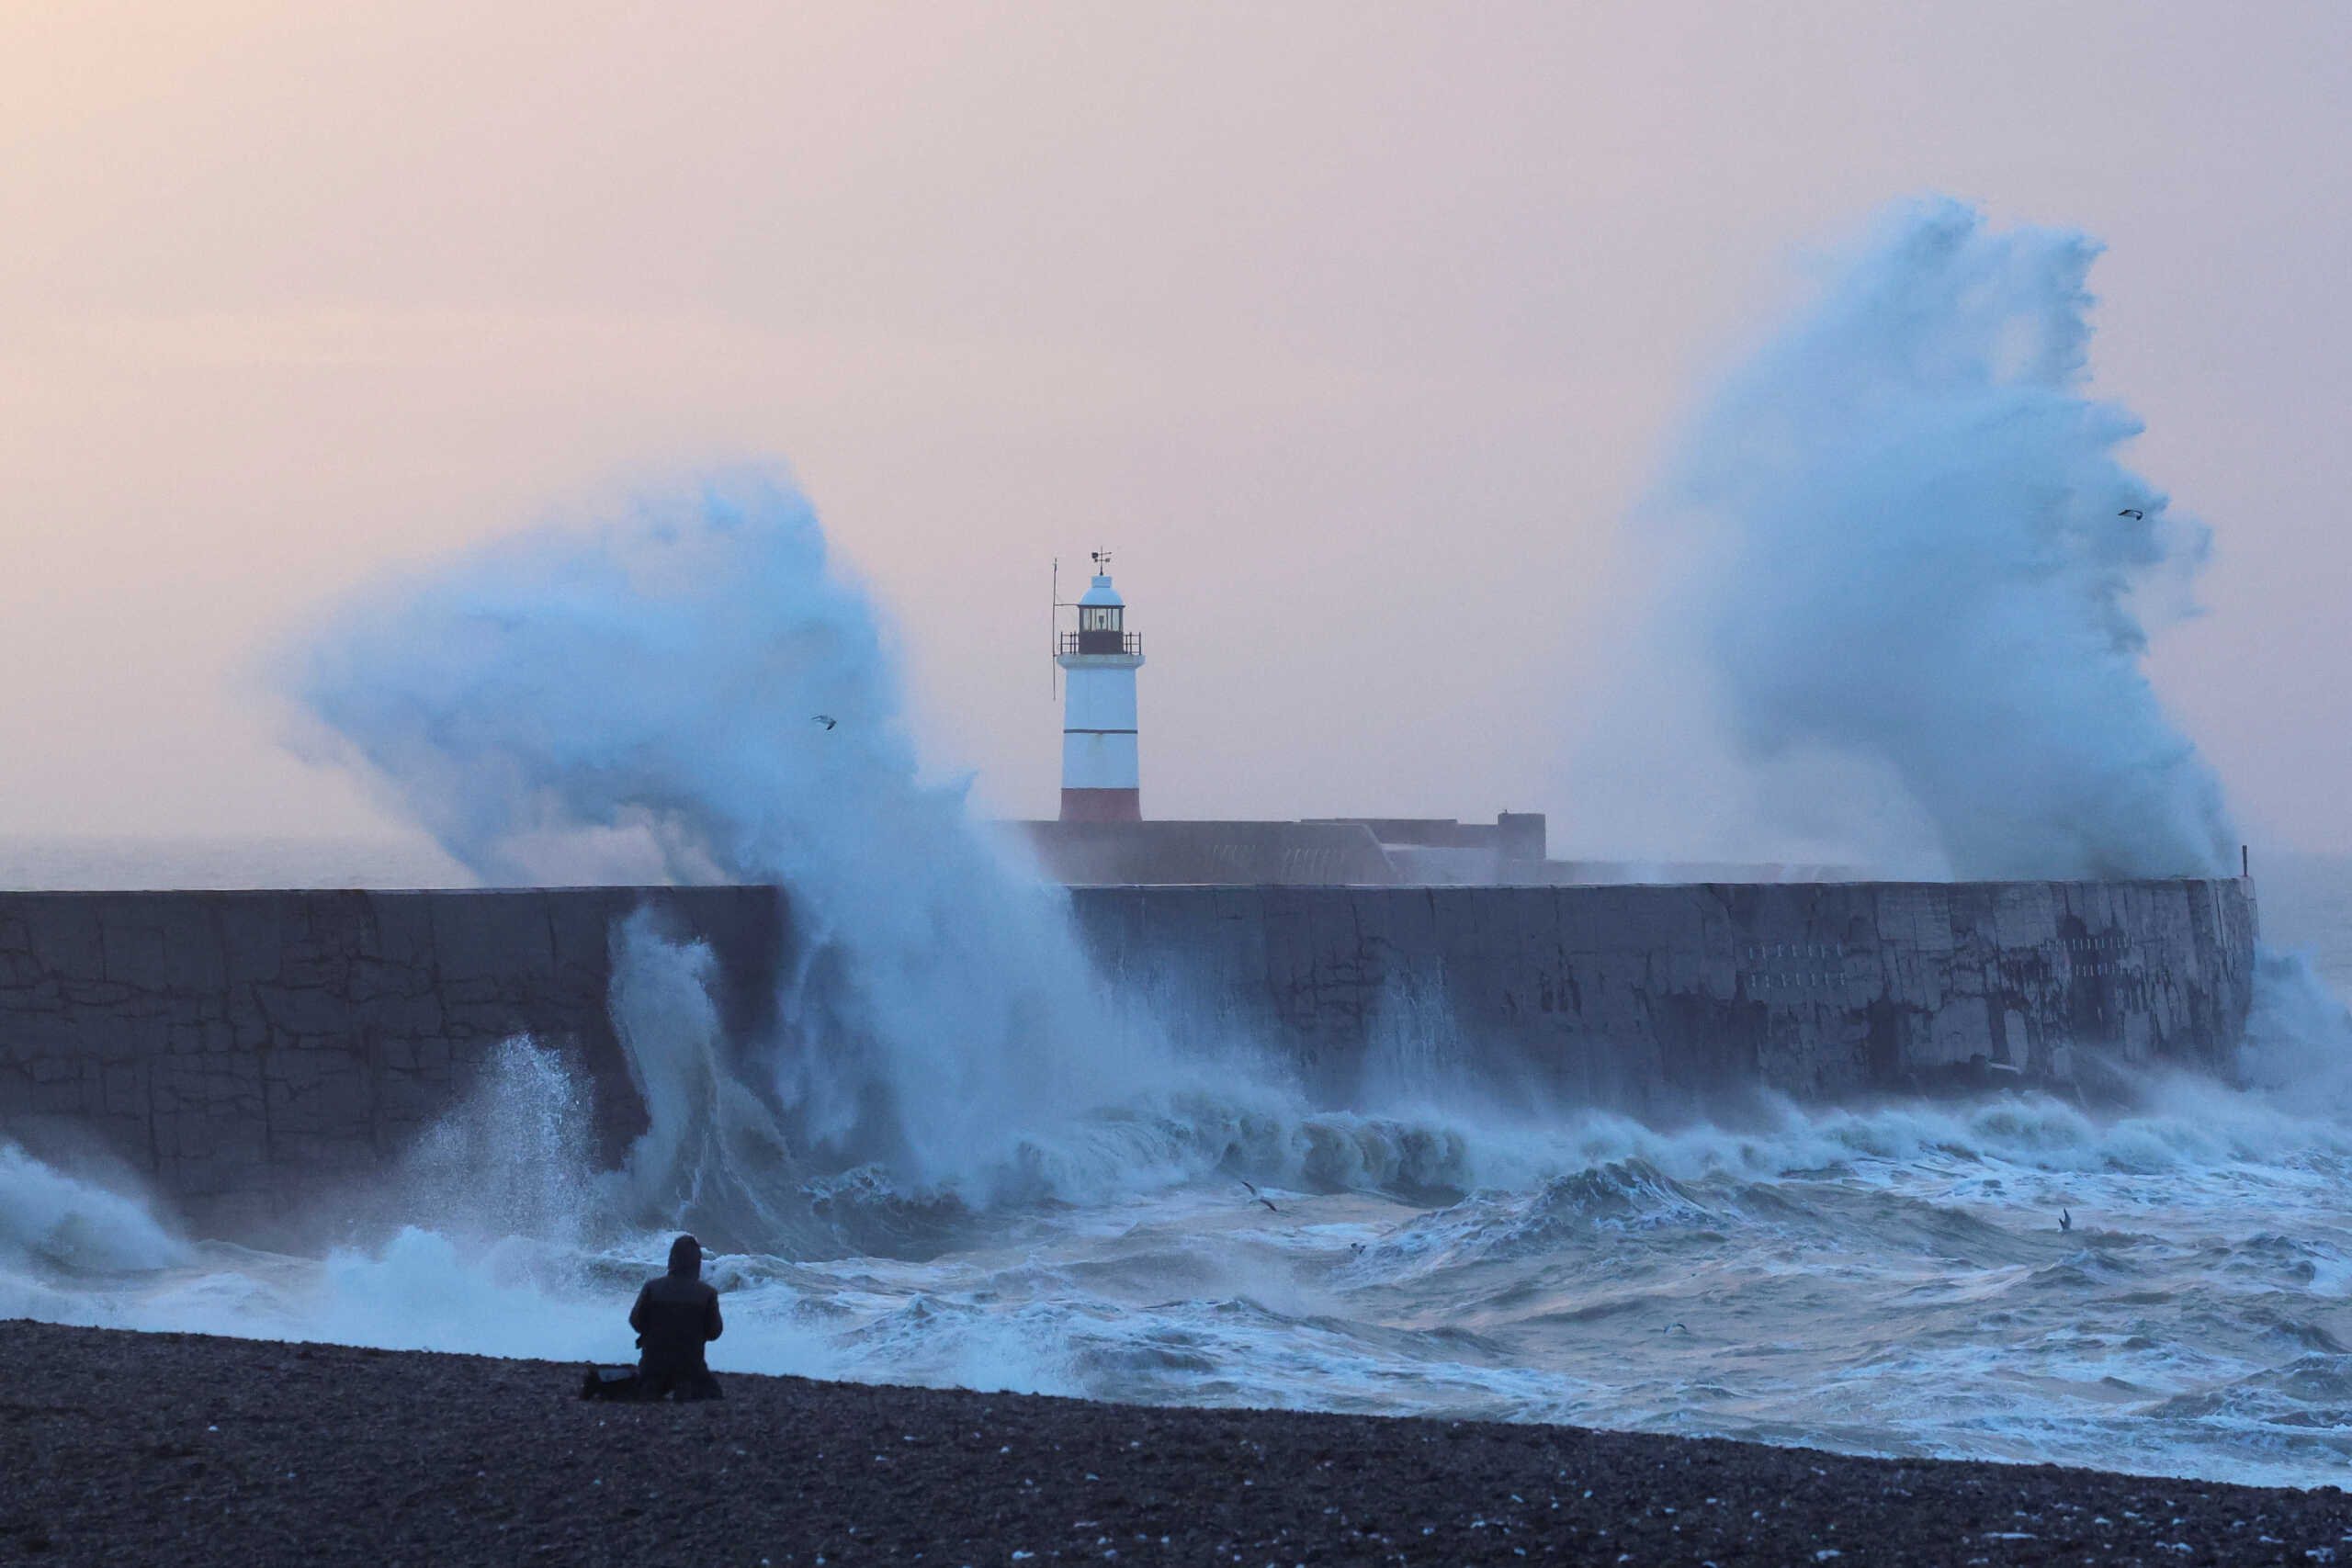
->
[1644, 198, 2235, 879]
[282, 470, 1181, 1230]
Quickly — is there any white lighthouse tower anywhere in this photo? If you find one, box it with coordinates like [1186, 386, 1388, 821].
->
[1056, 552, 1145, 822]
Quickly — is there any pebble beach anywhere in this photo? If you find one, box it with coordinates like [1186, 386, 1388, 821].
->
[5, 1319, 2348, 1566]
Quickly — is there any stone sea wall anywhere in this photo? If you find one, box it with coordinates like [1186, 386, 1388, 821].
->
[0, 878, 2255, 1239]
[0, 887, 780, 1241]
[1071, 879, 2258, 1113]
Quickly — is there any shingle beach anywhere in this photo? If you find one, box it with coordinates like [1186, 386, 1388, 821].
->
[3, 1319, 2346, 1566]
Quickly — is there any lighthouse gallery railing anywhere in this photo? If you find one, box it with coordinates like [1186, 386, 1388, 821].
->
[1058, 631, 1142, 656]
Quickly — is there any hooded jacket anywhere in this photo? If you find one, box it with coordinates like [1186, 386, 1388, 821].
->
[629, 1235, 724, 1374]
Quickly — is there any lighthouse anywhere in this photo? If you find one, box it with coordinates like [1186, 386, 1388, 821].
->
[1056, 553, 1145, 822]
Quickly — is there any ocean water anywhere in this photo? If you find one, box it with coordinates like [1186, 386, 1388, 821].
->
[4, 840, 2352, 1491]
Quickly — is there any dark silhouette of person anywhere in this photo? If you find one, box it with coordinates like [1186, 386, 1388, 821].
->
[629, 1234, 724, 1401]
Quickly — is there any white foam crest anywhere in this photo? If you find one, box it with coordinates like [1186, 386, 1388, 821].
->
[0, 1141, 187, 1275]
[302, 1231, 622, 1358]
[1374, 1077, 2352, 1213]
[82, 1229, 640, 1361]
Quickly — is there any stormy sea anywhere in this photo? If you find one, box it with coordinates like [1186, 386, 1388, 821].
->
[6, 201, 2351, 1492]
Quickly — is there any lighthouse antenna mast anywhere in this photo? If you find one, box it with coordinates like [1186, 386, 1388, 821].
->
[1047, 555, 1081, 699]
[1048, 547, 1113, 698]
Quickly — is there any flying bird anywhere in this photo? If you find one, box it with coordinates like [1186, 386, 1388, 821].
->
[1238, 1178, 1279, 1213]
[811, 715, 838, 730]
[2059, 1208, 2073, 1233]
[2118, 509, 2145, 520]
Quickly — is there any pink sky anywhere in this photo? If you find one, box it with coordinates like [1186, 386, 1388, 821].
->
[3, 1, 2347, 854]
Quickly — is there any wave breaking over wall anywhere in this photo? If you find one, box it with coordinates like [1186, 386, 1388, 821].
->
[1579, 198, 2237, 880]
[275, 471, 1233, 1222]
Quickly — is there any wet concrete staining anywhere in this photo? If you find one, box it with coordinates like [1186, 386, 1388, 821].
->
[3, 1320, 2346, 1565]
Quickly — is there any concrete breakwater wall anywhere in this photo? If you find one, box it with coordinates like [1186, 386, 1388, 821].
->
[0, 878, 2255, 1239]
[0, 887, 784, 1242]
[1079, 879, 2257, 1111]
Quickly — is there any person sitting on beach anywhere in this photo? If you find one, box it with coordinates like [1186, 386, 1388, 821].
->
[629, 1233, 725, 1402]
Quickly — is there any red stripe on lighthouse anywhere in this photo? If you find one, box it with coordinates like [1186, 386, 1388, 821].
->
[1059, 788, 1142, 823]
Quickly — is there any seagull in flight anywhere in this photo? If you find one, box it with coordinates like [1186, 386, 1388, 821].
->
[1238, 1178, 1279, 1213]
[2118, 509, 2145, 520]
[2059, 1208, 2073, 1233]
[811, 715, 838, 730]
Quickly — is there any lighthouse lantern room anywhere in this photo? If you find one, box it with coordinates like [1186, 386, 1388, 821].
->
[1056, 552, 1145, 822]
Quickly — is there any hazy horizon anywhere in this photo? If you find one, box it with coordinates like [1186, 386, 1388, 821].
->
[5, 2, 2347, 858]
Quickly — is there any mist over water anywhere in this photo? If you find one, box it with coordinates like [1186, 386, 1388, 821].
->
[7, 203, 2352, 1487]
